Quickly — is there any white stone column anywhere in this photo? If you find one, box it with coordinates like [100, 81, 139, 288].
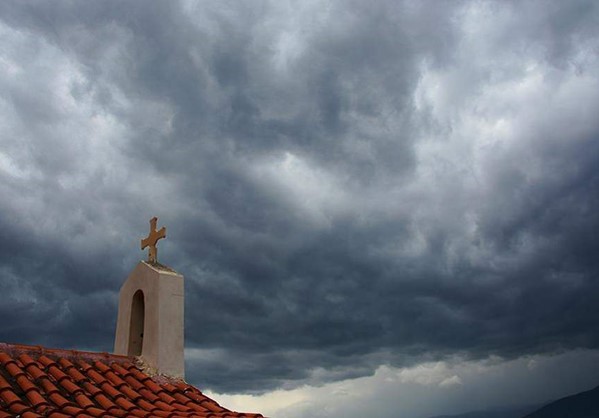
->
[114, 261, 185, 378]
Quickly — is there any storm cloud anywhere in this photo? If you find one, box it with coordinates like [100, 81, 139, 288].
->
[1, 0, 598, 399]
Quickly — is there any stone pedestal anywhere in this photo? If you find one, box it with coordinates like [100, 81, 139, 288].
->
[114, 261, 184, 378]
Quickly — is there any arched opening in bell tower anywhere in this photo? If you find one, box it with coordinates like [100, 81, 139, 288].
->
[128, 289, 145, 356]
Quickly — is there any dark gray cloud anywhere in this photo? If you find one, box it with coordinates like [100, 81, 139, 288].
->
[0, 0, 599, 398]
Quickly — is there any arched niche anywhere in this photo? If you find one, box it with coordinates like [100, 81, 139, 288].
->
[128, 289, 145, 356]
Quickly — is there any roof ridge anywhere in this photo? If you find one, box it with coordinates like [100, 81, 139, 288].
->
[0, 342, 130, 364]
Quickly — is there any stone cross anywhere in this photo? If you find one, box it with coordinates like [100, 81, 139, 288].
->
[141, 217, 166, 263]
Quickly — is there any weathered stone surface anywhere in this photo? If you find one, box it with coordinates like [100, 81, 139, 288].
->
[114, 261, 185, 379]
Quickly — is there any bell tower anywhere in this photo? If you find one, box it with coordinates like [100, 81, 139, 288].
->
[114, 218, 185, 378]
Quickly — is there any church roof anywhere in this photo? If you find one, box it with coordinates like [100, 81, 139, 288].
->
[0, 343, 264, 418]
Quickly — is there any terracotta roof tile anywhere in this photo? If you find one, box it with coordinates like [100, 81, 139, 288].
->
[100, 381, 123, 399]
[0, 389, 22, 406]
[151, 410, 172, 418]
[125, 374, 147, 391]
[74, 392, 95, 409]
[155, 399, 176, 411]
[129, 408, 151, 417]
[8, 401, 33, 415]
[86, 368, 107, 385]
[85, 406, 114, 417]
[137, 397, 157, 411]
[16, 374, 37, 393]
[0, 343, 265, 418]
[120, 384, 142, 401]
[61, 405, 86, 415]
[0, 376, 12, 392]
[111, 363, 131, 377]
[158, 391, 178, 404]
[40, 378, 61, 395]
[144, 378, 164, 394]
[140, 387, 161, 402]
[81, 380, 102, 397]
[48, 391, 72, 407]
[25, 388, 49, 409]
[94, 393, 117, 410]
[107, 406, 129, 417]
[48, 413, 70, 418]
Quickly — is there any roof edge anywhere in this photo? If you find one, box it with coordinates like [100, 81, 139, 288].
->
[0, 341, 131, 364]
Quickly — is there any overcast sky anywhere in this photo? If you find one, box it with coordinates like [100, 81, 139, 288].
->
[1, 1, 598, 417]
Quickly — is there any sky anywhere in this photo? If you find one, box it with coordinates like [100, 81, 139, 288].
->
[0, 1, 598, 417]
